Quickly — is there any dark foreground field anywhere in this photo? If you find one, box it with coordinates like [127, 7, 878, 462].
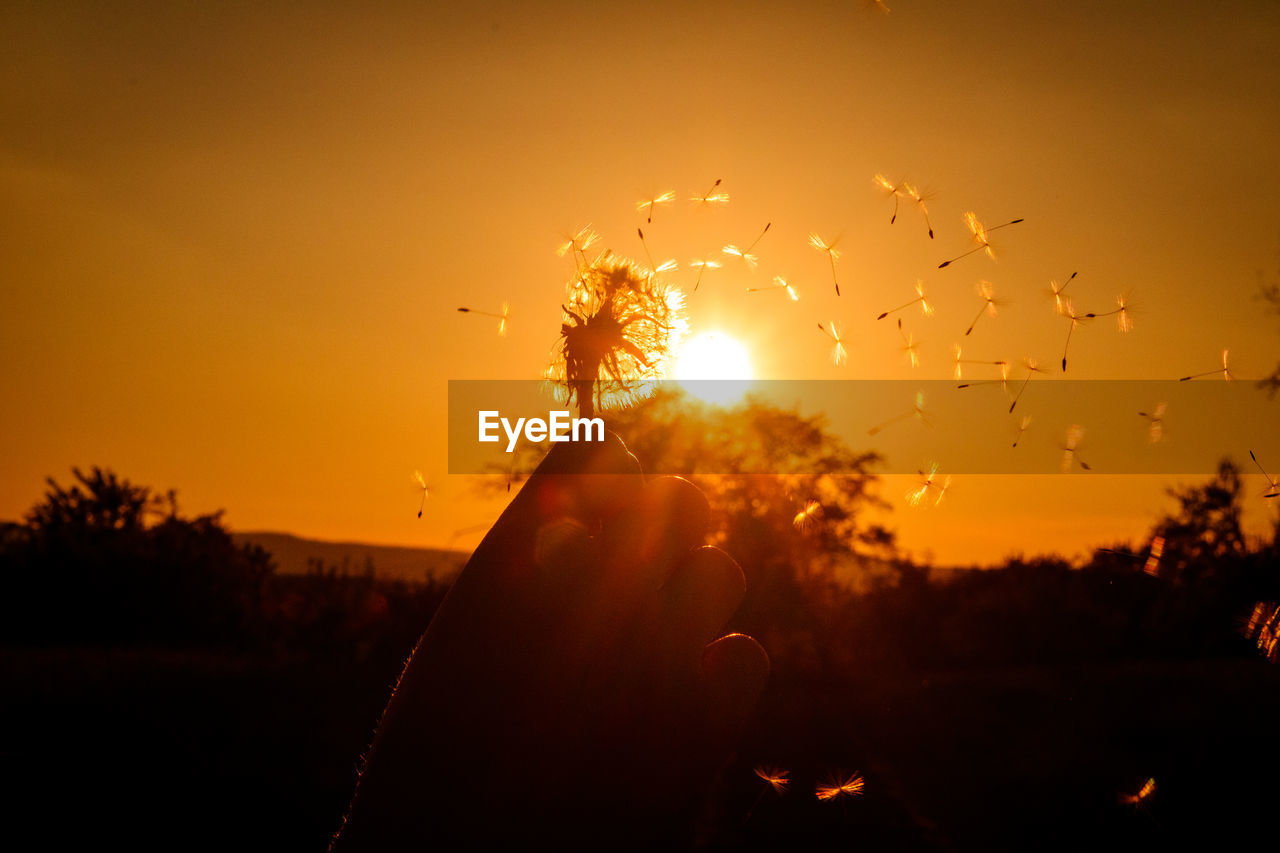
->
[6, 646, 1277, 852]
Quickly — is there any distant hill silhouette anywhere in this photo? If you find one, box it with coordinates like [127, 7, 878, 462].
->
[233, 531, 466, 582]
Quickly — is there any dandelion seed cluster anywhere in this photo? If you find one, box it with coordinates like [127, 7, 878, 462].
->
[547, 255, 687, 417]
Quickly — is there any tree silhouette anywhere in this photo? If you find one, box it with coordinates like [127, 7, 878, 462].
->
[1, 467, 273, 645]
[603, 388, 897, 673]
[1149, 459, 1246, 584]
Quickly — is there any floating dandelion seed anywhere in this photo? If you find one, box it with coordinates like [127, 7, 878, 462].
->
[1179, 349, 1232, 381]
[1144, 536, 1165, 576]
[815, 772, 865, 801]
[747, 275, 799, 301]
[1059, 298, 1093, 372]
[932, 474, 952, 505]
[873, 173, 905, 224]
[637, 228, 677, 277]
[1012, 415, 1032, 448]
[868, 0, 891, 15]
[965, 281, 1002, 336]
[1117, 297, 1134, 332]
[549, 254, 686, 419]
[411, 470, 430, 518]
[1245, 602, 1280, 660]
[1246, 602, 1268, 637]
[910, 465, 952, 507]
[636, 190, 675, 224]
[1009, 358, 1048, 413]
[898, 318, 920, 368]
[1249, 450, 1280, 498]
[939, 213, 1023, 269]
[1047, 271, 1078, 316]
[1139, 403, 1167, 443]
[907, 463, 950, 507]
[808, 233, 842, 296]
[1119, 777, 1156, 807]
[818, 321, 847, 366]
[1087, 294, 1134, 332]
[723, 222, 772, 271]
[1062, 425, 1092, 473]
[556, 225, 601, 268]
[953, 344, 1008, 382]
[878, 280, 933, 320]
[746, 765, 791, 825]
[691, 177, 730, 207]
[689, 257, 721, 292]
[903, 182, 934, 239]
[457, 302, 510, 337]
[956, 358, 1011, 392]
[870, 391, 928, 436]
[753, 766, 790, 795]
[793, 500, 822, 531]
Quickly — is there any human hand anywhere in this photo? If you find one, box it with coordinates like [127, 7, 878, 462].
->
[334, 433, 769, 850]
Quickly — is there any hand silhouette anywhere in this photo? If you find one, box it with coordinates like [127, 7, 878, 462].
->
[334, 432, 769, 850]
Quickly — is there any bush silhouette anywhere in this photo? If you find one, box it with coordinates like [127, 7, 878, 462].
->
[0, 467, 273, 646]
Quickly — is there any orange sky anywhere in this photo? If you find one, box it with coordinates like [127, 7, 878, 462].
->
[3, 1, 1279, 565]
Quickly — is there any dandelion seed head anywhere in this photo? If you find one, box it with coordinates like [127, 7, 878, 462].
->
[547, 254, 686, 414]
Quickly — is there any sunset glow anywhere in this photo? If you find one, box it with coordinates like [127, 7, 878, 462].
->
[674, 331, 754, 404]
[6, 5, 1280, 850]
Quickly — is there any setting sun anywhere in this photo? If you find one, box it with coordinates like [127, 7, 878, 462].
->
[673, 330, 754, 404]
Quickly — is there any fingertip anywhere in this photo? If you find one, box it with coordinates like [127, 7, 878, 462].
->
[702, 633, 770, 711]
[602, 476, 711, 592]
[662, 547, 746, 645]
[638, 476, 711, 549]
